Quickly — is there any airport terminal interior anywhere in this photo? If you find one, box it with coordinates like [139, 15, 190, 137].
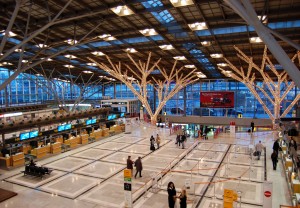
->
[0, 0, 300, 207]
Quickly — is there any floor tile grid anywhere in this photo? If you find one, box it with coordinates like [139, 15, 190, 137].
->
[129, 140, 201, 206]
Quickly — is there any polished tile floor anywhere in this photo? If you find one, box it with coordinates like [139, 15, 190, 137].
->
[0, 119, 292, 207]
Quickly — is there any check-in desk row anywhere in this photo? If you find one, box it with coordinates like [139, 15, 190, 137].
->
[0, 152, 25, 168]
[30, 143, 62, 158]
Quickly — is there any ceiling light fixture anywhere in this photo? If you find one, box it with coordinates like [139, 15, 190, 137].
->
[170, 0, 194, 7]
[124, 48, 137, 53]
[91, 51, 105, 56]
[63, 64, 74, 68]
[64, 39, 78, 45]
[210, 53, 223, 58]
[36, 44, 48, 48]
[98, 34, 116, 41]
[185, 64, 196, 68]
[201, 41, 211, 46]
[188, 22, 208, 31]
[0, 62, 13, 66]
[83, 70, 93, 74]
[159, 44, 174, 50]
[217, 63, 228, 67]
[21, 60, 28, 63]
[64, 54, 77, 59]
[0, 30, 17, 37]
[41, 57, 53, 61]
[87, 63, 97, 66]
[14, 49, 24, 52]
[173, 56, 187, 60]
[249, 37, 263, 43]
[139, 28, 158, 36]
[258, 15, 268, 24]
[111, 5, 134, 16]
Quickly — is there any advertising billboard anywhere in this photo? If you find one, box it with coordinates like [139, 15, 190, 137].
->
[200, 91, 234, 108]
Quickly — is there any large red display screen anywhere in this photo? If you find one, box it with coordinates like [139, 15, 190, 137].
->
[200, 91, 234, 108]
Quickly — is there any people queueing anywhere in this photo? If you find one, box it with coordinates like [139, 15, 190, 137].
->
[177, 189, 187, 208]
[167, 181, 177, 208]
[156, 134, 161, 149]
[251, 121, 255, 133]
[126, 156, 134, 176]
[134, 156, 143, 178]
[271, 150, 278, 170]
[255, 141, 264, 160]
[150, 135, 156, 151]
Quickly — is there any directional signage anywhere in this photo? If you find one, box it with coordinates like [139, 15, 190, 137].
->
[124, 183, 132, 191]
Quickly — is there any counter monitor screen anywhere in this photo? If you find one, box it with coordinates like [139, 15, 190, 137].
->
[65, 124, 72, 130]
[107, 115, 113, 120]
[91, 118, 97, 124]
[86, 119, 92, 125]
[57, 125, 65, 132]
[120, 113, 125, 117]
[20, 132, 30, 140]
[29, 131, 39, 138]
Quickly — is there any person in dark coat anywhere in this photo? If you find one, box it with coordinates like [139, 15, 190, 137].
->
[251, 121, 255, 133]
[150, 135, 155, 151]
[273, 139, 280, 160]
[126, 156, 134, 176]
[134, 156, 143, 178]
[271, 151, 278, 170]
[167, 181, 177, 208]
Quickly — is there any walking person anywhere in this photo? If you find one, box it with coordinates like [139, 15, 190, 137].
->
[251, 121, 255, 133]
[271, 150, 278, 170]
[289, 137, 297, 158]
[177, 189, 187, 208]
[255, 141, 264, 160]
[175, 134, 180, 145]
[156, 134, 161, 149]
[273, 139, 280, 160]
[127, 156, 134, 176]
[150, 135, 155, 151]
[167, 182, 177, 208]
[134, 156, 143, 178]
[181, 134, 186, 149]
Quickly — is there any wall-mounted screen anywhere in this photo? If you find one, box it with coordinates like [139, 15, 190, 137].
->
[57, 125, 65, 132]
[29, 131, 39, 138]
[200, 91, 235, 108]
[65, 124, 72, 130]
[20, 132, 30, 140]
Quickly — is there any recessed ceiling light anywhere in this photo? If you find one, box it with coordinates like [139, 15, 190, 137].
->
[35, 74, 43, 76]
[98, 34, 116, 41]
[41, 57, 53, 61]
[159, 44, 174, 50]
[249, 37, 263, 43]
[124, 48, 137, 53]
[87, 63, 97, 66]
[63, 64, 74, 68]
[83, 70, 93, 74]
[170, 0, 194, 7]
[36, 44, 48, 48]
[64, 39, 78, 45]
[1, 30, 17, 37]
[258, 15, 268, 24]
[91, 51, 105, 56]
[139, 28, 158, 36]
[111, 6, 134, 16]
[185, 64, 196, 68]
[217, 63, 228, 67]
[22, 60, 28, 63]
[201, 41, 211, 46]
[64, 54, 77, 59]
[210, 53, 223, 58]
[14, 49, 24, 52]
[173, 56, 186, 60]
[0, 62, 13, 66]
[188, 22, 208, 31]
[198, 74, 207, 78]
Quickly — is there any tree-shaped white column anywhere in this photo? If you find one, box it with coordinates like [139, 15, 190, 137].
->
[219, 46, 300, 126]
[89, 52, 199, 124]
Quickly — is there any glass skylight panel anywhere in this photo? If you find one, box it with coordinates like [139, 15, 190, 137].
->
[91, 51, 105, 56]
[170, 0, 194, 7]
[159, 44, 174, 50]
[188, 22, 208, 31]
[111, 6, 134, 16]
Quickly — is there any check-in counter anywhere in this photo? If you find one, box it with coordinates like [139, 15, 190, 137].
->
[120, 124, 125, 132]
[21, 145, 31, 154]
[102, 128, 109, 137]
[31, 146, 48, 159]
[79, 134, 89, 145]
[11, 152, 25, 167]
[55, 137, 63, 143]
[91, 130, 103, 140]
[64, 137, 78, 148]
[111, 125, 122, 133]
[285, 158, 293, 169]
[0, 156, 11, 168]
[293, 179, 300, 193]
[51, 142, 61, 154]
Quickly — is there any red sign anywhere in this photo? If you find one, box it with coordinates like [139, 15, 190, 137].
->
[264, 191, 271, 197]
[200, 91, 234, 108]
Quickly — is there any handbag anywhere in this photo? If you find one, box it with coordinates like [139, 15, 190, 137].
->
[253, 151, 257, 156]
